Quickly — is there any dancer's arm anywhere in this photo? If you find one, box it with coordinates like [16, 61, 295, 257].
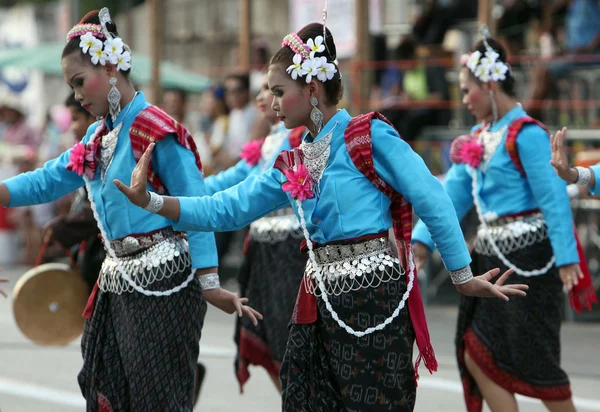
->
[0, 122, 99, 207]
[115, 144, 289, 232]
[371, 120, 471, 271]
[153, 135, 219, 270]
[551, 127, 599, 193]
[203, 159, 252, 195]
[372, 120, 526, 300]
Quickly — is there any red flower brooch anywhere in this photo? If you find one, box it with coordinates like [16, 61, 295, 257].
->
[240, 138, 265, 166]
[449, 134, 484, 169]
[282, 164, 314, 201]
[66, 141, 98, 178]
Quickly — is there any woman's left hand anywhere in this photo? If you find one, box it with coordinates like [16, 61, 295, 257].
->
[456, 268, 528, 301]
[0, 276, 8, 298]
[202, 287, 263, 325]
[550, 127, 578, 184]
[114, 143, 155, 207]
[558, 263, 584, 292]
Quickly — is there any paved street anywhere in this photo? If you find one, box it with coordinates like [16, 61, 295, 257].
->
[0, 265, 599, 411]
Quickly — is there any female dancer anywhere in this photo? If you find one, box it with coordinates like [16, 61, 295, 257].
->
[115, 23, 527, 411]
[204, 72, 306, 392]
[412, 32, 583, 412]
[0, 8, 260, 410]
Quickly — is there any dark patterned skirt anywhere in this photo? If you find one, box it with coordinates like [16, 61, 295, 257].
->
[77, 249, 206, 411]
[280, 273, 416, 412]
[456, 237, 571, 412]
[234, 234, 307, 391]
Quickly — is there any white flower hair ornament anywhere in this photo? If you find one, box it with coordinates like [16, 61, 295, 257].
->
[460, 26, 510, 84]
[66, 8, 131, 72]
[282, 33, 338, 84]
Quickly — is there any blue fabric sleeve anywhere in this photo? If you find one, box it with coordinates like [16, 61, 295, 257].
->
[2, 121, 102, 207]
[203, 160, 253, 195]
[371, 120, 471, 271]
[411, 163, 474, 252]
[589, 164, 600, 195]
[518, 125, 578, 266]
[153, 134, 218, 268]
[177, 167, 290, 232]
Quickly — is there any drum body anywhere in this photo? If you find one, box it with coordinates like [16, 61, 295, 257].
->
[13, 263, 89, 346]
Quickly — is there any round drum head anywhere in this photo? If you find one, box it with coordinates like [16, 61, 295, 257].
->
[13, 263, 89, 346]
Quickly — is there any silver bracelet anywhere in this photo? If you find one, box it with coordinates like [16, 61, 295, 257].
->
[575, 166, 591, 188]
[449, 266, 474, 285]
[143, 191, 164, 213]
[198, 273, 220, 290]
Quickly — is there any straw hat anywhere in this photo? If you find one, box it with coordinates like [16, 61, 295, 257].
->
[12, 263, 89, 346]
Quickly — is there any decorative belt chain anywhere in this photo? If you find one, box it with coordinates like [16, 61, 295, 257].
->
[100, 235, 191, 294]
[305, 237, 403, 296]
[108, 227, 183, 257]
[475, 214, 549, 256]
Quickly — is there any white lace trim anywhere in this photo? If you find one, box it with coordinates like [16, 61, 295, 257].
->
[99, 236, 191, 294]
[471, 170, 555, 276]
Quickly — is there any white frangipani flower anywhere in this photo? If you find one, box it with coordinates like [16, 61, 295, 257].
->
[301, 57, 322, 83]
[490, 61, 508, 81]
[104, 38, 124, 62]
[484, 50, 500, 63]
[474, 63, 491, 82]
[316, 56, 337, 82]
[79, 33, 102, 55]
[286, 53, 308, 80]
[116, 50, 132, 71]
[90, 46, 108, 65]
[306, 36, 325, 58]
[466, 50, 481, 71]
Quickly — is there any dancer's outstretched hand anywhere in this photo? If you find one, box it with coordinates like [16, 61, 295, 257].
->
[550, 127, 578, 184]
[114, 143, 155, 207]
[455, 269, 528, 301]
[202, 287, 263, 325]
[0, 276, 8, 298]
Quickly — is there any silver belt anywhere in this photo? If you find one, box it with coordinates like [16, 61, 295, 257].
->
[313, 237, 391, 265]
[108, 227, 183, 257]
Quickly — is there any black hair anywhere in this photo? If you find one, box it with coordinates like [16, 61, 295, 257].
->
[224, 73, 250, 92]
[270, 23, 343, 105]
[62, 10, 131, 78]
[466, 37, 515, 97]
[164, 88, 188, 104]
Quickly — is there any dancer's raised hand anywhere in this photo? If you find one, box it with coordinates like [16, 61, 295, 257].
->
[550, 127, 578, 184]
[456, 268, 528, 301]
[114, 143, 155, 207]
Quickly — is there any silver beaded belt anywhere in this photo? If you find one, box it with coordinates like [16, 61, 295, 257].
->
[306, 236, 403, 296]
[475, 213, 548, 256]
[313, 237, 392, 265]
[108, 227, 185, 257]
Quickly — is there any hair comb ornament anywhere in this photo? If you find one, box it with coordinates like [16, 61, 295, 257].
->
[460, 24, 509, 84]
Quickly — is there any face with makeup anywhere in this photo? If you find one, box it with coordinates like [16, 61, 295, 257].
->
[459, 67, 493, 122]
[267, 64, 315, 130]
[61, 52, 116, 118]
[255, 73, 278, 125]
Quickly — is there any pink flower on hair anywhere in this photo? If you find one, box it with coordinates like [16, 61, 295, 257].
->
[240, 138, 264, 166]
[66, 141, 97, 178]
[450, 134, 484, 168]
[282, 164, 314, 200]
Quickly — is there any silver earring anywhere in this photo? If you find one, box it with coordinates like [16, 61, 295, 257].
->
[108, 77, 121, 121]
[489, 90, 498, 124]
[310, 96, 324, 135]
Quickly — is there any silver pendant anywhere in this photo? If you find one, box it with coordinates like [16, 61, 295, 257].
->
[108, 77, 121, 122]
[100, 123, 122, 183]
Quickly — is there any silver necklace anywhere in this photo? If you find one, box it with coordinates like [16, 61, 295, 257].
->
[100, 92, 138, 182]
[300, 122, 337, 193]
